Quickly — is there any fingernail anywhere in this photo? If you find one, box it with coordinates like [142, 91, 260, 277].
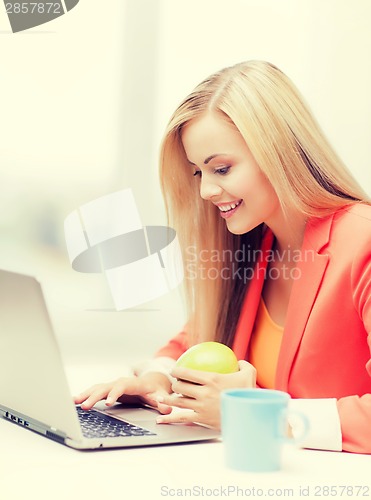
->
[156, 417, 164, 423]
[106, 397, 113, 406]
[156, 396, 164, 403]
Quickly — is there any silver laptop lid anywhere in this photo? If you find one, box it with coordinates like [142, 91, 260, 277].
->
[0, 269, 82, 441]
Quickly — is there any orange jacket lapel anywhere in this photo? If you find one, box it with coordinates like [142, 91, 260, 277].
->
[275, 214, 333, 390]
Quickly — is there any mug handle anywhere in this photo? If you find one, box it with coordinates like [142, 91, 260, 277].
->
[279, 409, 309, 446]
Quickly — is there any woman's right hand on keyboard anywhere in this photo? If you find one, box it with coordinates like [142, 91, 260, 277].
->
[74, 372, 173, 415]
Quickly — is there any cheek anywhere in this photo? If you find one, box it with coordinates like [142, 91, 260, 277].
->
[241, 176, 279, 217]
[256, 174, 278, 201]
[238, 172, 275, 201]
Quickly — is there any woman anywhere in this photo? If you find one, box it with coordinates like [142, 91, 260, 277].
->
[75, 61, 371, 454]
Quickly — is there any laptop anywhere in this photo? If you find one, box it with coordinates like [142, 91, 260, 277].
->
[0, 268, 219, 449]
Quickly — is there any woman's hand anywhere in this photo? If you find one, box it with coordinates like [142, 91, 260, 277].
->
[155, 360, 256, 429]
[74, 372, 173, 415]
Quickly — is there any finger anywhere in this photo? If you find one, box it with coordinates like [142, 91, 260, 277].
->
[156, 402, 173, 415]
[238, 360, 254, 370]
[106, 378, 137, 406]
[237, 360, 257, 385]
[79, 389, 109, 410]
[74, 394, 87, 404]
[74, 385, 104, 404]
[156, 409, 198, 425]
[171, 367, 212, 385]
[111, 377, 158, 400]
[171, 379, 201, 399]
[156, 394, 199, 412]
[143, 389, 166, 407]
[107, 378, 168, 407]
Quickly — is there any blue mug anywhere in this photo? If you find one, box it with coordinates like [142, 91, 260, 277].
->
[221, 388, 308, 472]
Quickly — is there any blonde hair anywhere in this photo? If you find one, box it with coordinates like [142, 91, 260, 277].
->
[159, 60, 369, 347]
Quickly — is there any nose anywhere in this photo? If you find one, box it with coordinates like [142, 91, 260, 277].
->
[199, 174, 223, 201]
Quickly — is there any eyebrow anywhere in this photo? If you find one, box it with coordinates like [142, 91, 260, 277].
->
[204, 154, 223, 164]
[187, 154, 225, 166]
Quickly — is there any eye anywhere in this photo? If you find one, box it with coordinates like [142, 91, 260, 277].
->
[193, 170, 202, 177]
[214, 166, 231, 175]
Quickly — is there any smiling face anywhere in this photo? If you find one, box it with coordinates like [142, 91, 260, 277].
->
[181, 111, 281, 235]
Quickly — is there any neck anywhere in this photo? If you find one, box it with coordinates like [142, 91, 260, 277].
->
[266, 210, 307, 257]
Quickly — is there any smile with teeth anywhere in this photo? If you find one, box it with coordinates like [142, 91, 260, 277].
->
[218, 200, 242, 212]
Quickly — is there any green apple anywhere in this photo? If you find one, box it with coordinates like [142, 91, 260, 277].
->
[175, 341, 239, 374]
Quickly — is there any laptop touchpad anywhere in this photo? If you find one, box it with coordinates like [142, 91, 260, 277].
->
[103, 405, 158, 422]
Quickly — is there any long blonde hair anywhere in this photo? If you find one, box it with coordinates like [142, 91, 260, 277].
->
[159, 60, 369, 347]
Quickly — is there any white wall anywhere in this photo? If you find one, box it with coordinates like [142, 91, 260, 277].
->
[156, 0, 371, 193]
[0, 0, 175, 364]
[1, 0, 370, 365]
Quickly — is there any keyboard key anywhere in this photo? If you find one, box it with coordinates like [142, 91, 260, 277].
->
[76, 407, 156, 438]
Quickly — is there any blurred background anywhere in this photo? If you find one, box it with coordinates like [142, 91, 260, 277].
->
[1, 0, 371, 377]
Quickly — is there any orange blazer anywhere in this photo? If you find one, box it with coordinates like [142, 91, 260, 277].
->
[156, 204, 371, 454]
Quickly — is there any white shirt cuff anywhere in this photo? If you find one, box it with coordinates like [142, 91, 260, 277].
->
[132, 357, 177, 384]
[288, 398, 342, 452]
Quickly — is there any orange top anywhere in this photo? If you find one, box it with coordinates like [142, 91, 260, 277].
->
[248, 298, 284, 389]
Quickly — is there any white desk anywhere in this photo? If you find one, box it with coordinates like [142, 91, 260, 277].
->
[1, 364, 371, 500]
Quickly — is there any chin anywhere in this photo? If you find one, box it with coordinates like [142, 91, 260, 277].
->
[226, 220, 258, 235]
[225, 224, 247, 235]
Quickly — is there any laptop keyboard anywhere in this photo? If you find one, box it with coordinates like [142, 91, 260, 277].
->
[76, 407, 156, 439]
